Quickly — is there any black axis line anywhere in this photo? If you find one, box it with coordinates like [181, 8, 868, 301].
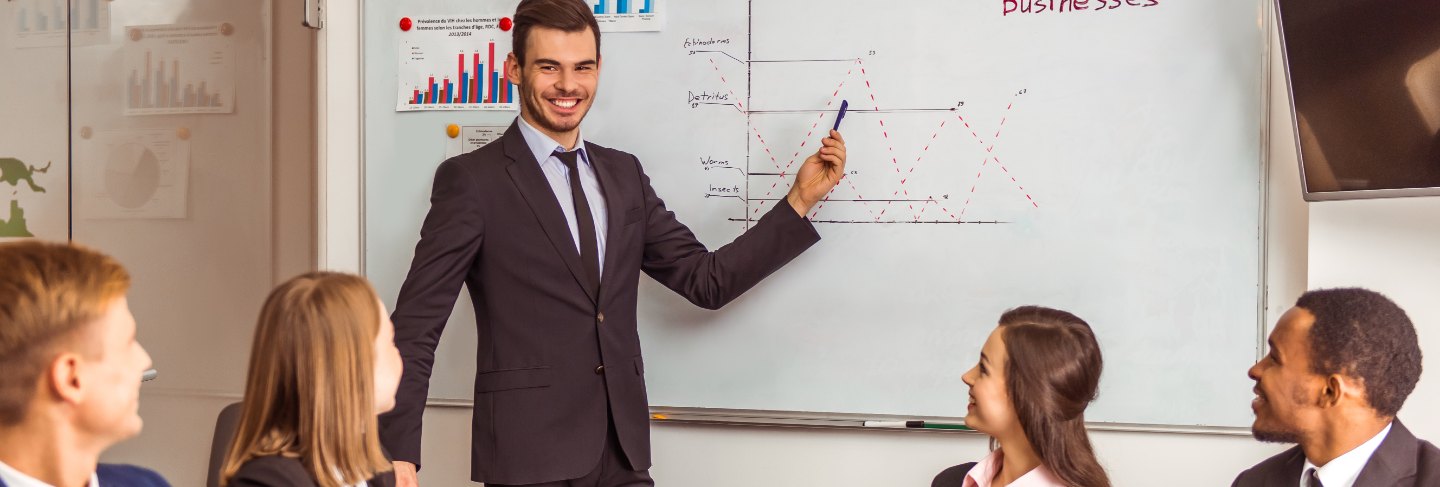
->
[691, 50, 855, 66]
[745, 108, 957, 114]
[733, 197, 950, 203]
[727, 218, 1010, 225]
[748, 59, 855, 63]
[691, 50, 746, 65]
[745, 0, 752, 230]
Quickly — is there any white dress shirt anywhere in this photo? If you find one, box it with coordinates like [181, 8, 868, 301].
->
[1301, 422, 1393, 487]
[0, 460, 99, 487]
[515, 116, 609, 274]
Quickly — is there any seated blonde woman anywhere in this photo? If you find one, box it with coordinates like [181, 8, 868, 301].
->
[934, 306, 1110, 487]
[220, 272, 402, 487]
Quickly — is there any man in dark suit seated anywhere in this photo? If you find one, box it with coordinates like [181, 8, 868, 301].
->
[1235, 288, 1439, 487]
[0, 241, 169, 487]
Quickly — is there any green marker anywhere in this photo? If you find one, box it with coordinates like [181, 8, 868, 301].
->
[862, 420, 972, 431]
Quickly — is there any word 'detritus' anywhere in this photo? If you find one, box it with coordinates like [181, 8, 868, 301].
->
[688, 90, 731, 108]
[1003, 0, 1160, 16]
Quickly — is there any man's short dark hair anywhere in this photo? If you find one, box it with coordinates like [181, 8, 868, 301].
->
[512, 0, 601, 66]
[1296, 288, 1423, 418]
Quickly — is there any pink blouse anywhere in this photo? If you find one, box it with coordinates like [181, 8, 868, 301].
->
[963, 449, 1068, 487]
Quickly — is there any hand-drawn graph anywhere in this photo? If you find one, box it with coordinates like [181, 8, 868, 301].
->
[692, 49, 1041, 226]
[597, 0, 1267, 429]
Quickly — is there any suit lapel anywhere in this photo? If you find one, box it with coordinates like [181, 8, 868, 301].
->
[1356, 421, 1420, 485]
[504, 122, 599, 305]
[1269, 447, 1308, 486]
[1234, 447, 1304, 487]
[587, 141, 628, 295]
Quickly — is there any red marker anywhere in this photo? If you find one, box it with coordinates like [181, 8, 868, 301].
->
[399, 17, 412, 31]
[499, 17, 513, 32]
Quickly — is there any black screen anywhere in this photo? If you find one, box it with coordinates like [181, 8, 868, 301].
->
[1276, 0, 1440, 197]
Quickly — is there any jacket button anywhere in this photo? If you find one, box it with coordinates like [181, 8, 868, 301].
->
[595, 365, 605, 374]
[597, 312, 605, 324]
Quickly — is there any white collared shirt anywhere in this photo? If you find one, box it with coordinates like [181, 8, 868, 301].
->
[0, 460, 99, 487]
[514, 116, 610, 274]
[1301, 422, 1392, 487]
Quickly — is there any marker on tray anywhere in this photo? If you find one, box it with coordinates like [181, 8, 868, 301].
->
[862, 420, 972, 431]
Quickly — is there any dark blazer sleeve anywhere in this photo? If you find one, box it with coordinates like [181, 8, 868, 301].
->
[932, 462, 976, 487]
[227, 456, 316, 487]
[95, 464, 171, 487]
[1419, 439, 1440, 485]
[227, 456, 393, 487]
[378, 156, 487, 467]
[1231, 446, 1304, 487]
[633, 155, 821, 310]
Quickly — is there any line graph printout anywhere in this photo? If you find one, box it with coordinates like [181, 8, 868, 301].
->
[577, 0, 1266, 427]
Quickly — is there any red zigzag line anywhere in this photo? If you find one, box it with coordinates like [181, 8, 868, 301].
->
[954, 98, 1039, 222]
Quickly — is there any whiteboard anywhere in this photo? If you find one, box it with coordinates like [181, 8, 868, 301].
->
[364, 0, 1267, 428]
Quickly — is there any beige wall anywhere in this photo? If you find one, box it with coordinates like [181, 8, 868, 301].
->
[99, 0, 315, 483]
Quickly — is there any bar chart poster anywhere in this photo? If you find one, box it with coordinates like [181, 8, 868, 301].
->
[123, 23, 237, 116]
[396, 15, 519, 112]
[590, 0, 663, 32]
[9, 0, 112, 48]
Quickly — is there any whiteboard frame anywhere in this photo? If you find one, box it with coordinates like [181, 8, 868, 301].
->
[318, 0, 365, 273]
[326, 0, 1277, 434]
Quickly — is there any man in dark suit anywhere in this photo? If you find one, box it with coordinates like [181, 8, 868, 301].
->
[1235, 288, 1440, 487]
[377, 1, 848, 486]
[0, 465, 169, 487]
[0, 241, 170, 487]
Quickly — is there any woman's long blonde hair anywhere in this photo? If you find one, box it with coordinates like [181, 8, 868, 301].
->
[220, 272, 392, 487]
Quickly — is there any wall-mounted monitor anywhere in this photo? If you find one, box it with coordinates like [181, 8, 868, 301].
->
[1276, 0, 1440, 200]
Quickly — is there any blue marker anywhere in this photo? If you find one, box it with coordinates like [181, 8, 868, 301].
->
[832, 99, 849, 131]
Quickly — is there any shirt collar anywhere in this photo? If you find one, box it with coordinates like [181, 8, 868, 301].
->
[515, 115, 588, 167]
[962, 449, 1067, 487]
[1303, 422, 1393, 487]
[0, 460, 99, 487]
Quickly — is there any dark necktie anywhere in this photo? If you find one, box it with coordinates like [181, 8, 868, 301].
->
[1306, 468, 1323, 487]
[553, 149, 600, 293]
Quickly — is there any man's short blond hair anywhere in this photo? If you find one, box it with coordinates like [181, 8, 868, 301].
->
[0, 240, 130, 425]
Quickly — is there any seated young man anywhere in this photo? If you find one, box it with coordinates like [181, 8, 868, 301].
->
[1236, 288, 1439, 487]
[0, 241, 169, 487]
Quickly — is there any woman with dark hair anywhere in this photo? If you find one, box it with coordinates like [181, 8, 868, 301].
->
[933, 306, 1111, 487]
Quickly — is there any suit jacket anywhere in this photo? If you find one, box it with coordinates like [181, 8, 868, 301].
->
[932, 462, 977, 487]
[227, 456, 395, 487]
[1232, 420, 1440, 487]
[0, 464, 169, 487]
[378, 122, 821, 485]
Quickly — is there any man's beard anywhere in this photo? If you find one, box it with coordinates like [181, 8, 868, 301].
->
[1251, 422, 1302, 444]
[520, 84, 584, 135]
